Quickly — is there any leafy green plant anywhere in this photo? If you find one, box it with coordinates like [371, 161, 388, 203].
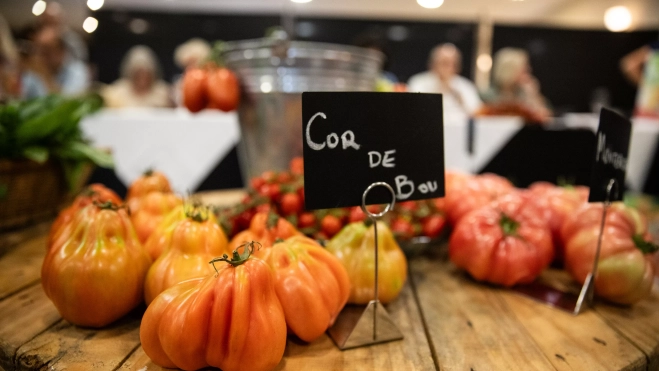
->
[0, 94, 112, 189]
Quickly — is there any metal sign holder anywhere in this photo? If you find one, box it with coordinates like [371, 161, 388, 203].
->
[573, 178, 618, 314]
[513, 178, 618, 315]
[328, 182, 404, 350]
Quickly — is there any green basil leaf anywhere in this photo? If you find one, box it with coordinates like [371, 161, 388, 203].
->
[15, 100, 80, 145]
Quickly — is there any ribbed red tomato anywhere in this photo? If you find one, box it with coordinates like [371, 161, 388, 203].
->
[444, 173, 514, 225]
[562, 202, 658, 304]
[449, 192, 554, 286]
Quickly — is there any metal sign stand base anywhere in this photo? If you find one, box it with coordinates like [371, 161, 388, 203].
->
[328, 182, 404, 350]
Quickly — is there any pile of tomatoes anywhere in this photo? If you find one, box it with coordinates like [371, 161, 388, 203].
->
[41, 169, 414, 371]
[215, 157, 448, 242]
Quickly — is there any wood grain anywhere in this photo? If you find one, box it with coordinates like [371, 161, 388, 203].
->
[0, 235, 47, 300]
[120, 281, 435, 371]
[0, 221, 50, 257]
[501, 291, 646, 371]
[411, 254, 557, 371]
[594, 284, 659, 371]
[14, 308, 143, 370]
[0, 284, 61, 370]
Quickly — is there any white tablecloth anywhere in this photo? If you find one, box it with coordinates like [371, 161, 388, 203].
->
[80, 109, 659, 193]
[81, 108, 241, 193]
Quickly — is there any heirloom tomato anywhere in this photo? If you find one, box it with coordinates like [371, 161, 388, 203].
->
[207, 67, 240, 112]
[126, 170, 172, 212]
[444, 173, 514, 225]
[326, 221, 407, 304]
[143, 204, 188, 260]
[131, 191, 183, 244]
[182, 67, 208, 113]
[42, 202, 151, 327]
[528, 182, 589, 262]
[449, 192, 553, 286]
[228, 211, 301, 250]
[255, 235, 350, 342]
[562, 202, 658, 304]
[144, 206, 230, 304]
[48, 183, 122, 249]
[140, 242, 286, 371]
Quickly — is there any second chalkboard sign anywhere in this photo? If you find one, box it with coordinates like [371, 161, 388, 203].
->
[302, 92, 446, 210]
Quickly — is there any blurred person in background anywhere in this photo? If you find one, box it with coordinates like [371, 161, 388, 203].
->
[21, 26, 89, 99]
[0, 14, 20, 102]
[172, 38, 211, 106]
[38, 2, 88, 62]
[481, 47, 552, 123]
[101, 45, 172, 108]
[408, 43, 481, 121]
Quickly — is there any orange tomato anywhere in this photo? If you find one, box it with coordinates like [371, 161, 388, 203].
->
[42, 202, 151, 327]
[144, 206, 229, 304]
[130, 192, 183, 244]
[228, 211, 301, 250]
[255, 235, 350, 342]
[206, 67, 240, 112]
[126, 170, 172, 213]
[48, 184, 122, 249]
[326, 221, 407, 304]
[140, 243, 286, 371]
[143, 204, 188, 260]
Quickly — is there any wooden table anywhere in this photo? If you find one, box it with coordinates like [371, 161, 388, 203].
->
[1, 191, 658, 371]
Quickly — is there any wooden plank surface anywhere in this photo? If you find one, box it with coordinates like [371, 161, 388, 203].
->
[410, 254, 556, 371]
[120, 281, 435, 371]
[594, 284, 659, 371]
[0, 235, 46, 300]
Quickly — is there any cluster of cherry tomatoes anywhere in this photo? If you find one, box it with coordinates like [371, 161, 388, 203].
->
[215, 157, 448, 242]
[182, 65, 240, 113]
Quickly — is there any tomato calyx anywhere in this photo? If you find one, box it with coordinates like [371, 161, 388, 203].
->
[632, 235, 659, 254]
[93, 201, 122, 211]
[185, 204, 210, 223]
[266, 212, 280, 230]
[143, 168, 154, 177]
[499, 212, 520, 236]
[210, 241, 261, 271]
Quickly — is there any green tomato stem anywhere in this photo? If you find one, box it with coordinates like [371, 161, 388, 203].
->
[209, 241, 260, 271]
[500, 212, 520, 237]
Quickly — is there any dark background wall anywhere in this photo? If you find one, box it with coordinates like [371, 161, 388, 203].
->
[89, 10, 658, 114]
[492, 26, 658, 115]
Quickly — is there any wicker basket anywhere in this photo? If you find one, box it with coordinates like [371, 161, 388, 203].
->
[0, 160, 91, 230]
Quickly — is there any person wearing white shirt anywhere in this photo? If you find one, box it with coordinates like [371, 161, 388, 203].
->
[407, 44, 482, 122]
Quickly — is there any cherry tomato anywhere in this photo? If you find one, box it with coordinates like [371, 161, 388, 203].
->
[390, 217, 414, 240]
[298, 212, 316, 228]
[349, 206, 366, 223]
[321, 215, 342, 238]
[398, 201, 418, 213]
[206, 67, 240, 112]
[279, 193, 302, 215]
[276, 172, 292, 184]
[182, 67, 208, 113]
[235, 209, 255, 230]
[250, 177, 265, 191]
[422, 214, 446, 238]
[258, 183, 281, 200]
[290, 157, 304, 175]
[261, 171, 276, 184]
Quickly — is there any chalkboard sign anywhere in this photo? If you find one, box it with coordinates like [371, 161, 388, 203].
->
[302, 92, 445, 210]
[588, 108, 632, 202]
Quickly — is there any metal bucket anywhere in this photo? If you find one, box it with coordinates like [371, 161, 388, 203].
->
[223, 37, 384, 182]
